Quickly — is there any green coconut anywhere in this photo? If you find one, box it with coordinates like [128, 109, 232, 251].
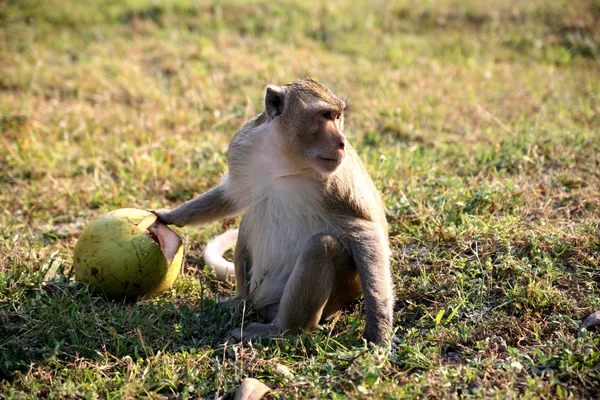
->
[73, 208, 183, 300]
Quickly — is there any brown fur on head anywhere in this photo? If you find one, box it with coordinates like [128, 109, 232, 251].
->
[264, 78, 348, 173]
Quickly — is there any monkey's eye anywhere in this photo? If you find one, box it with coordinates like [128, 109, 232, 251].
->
[322, 111, 334, 120]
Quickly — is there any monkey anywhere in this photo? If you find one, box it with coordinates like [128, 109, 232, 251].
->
[152, 78, 394, 344]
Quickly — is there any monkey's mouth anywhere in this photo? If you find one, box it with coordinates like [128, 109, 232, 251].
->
[320, 157, 341, 163]
[318, 156, 344, 171]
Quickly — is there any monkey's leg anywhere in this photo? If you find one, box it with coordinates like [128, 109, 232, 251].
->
[152, 183, 238, 227]
[230, 233, 353, 342]
[278, 233, 354, 331]
[233, 217, 253, 299]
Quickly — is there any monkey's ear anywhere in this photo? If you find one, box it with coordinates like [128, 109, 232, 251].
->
[265, 85, 285, 118]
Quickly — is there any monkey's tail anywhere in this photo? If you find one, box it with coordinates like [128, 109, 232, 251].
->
[203, 229, 238, 282]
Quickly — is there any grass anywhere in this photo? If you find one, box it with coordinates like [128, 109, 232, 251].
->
[1, 0, 599, 398]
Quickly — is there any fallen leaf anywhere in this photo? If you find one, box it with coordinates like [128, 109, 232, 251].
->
[235, 378, 270, 400]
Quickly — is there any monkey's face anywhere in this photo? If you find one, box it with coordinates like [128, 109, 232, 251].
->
[264, 79, 347, 174]
[297, 107, 346, 174]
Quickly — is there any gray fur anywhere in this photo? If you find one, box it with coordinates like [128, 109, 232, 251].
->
[154, 79, 394, 344]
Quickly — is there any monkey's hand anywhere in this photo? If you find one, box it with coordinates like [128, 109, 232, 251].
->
[148, 184, 240, 228]
[147, 208, 186, 227]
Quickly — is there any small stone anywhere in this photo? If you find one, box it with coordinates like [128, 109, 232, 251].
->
[488, 336, 507, 353]
[510, 360, 523, 371]
[274, 363, 294, 378]
[357, 384, 369, 396]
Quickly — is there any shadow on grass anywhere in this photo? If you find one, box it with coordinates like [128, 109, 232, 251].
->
[0, 277, 239, 381]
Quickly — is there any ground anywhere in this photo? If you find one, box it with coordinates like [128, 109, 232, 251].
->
[1, 0, 599, 398]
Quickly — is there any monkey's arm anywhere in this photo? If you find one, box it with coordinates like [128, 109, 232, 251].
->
[152, 183, 240, 227]
[348, 221, 394, 344]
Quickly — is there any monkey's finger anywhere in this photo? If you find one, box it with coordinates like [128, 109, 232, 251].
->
[146, 209, 173, 225]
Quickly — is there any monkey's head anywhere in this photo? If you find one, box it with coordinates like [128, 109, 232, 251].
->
[264, 78, 347, 174]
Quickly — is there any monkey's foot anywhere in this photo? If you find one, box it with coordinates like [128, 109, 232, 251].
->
[230, 322, 280, 342]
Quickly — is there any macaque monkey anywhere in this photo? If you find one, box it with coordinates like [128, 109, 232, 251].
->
[153, 78, 394, 344]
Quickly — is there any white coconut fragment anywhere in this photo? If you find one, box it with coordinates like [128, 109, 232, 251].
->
[274, 363, 294, 378]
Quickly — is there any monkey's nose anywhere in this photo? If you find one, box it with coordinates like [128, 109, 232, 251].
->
[338, 140, 345, 149]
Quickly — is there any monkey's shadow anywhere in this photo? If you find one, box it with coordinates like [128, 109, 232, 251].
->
[0, 276, 254, 381]
[2, 275, 361, 383]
